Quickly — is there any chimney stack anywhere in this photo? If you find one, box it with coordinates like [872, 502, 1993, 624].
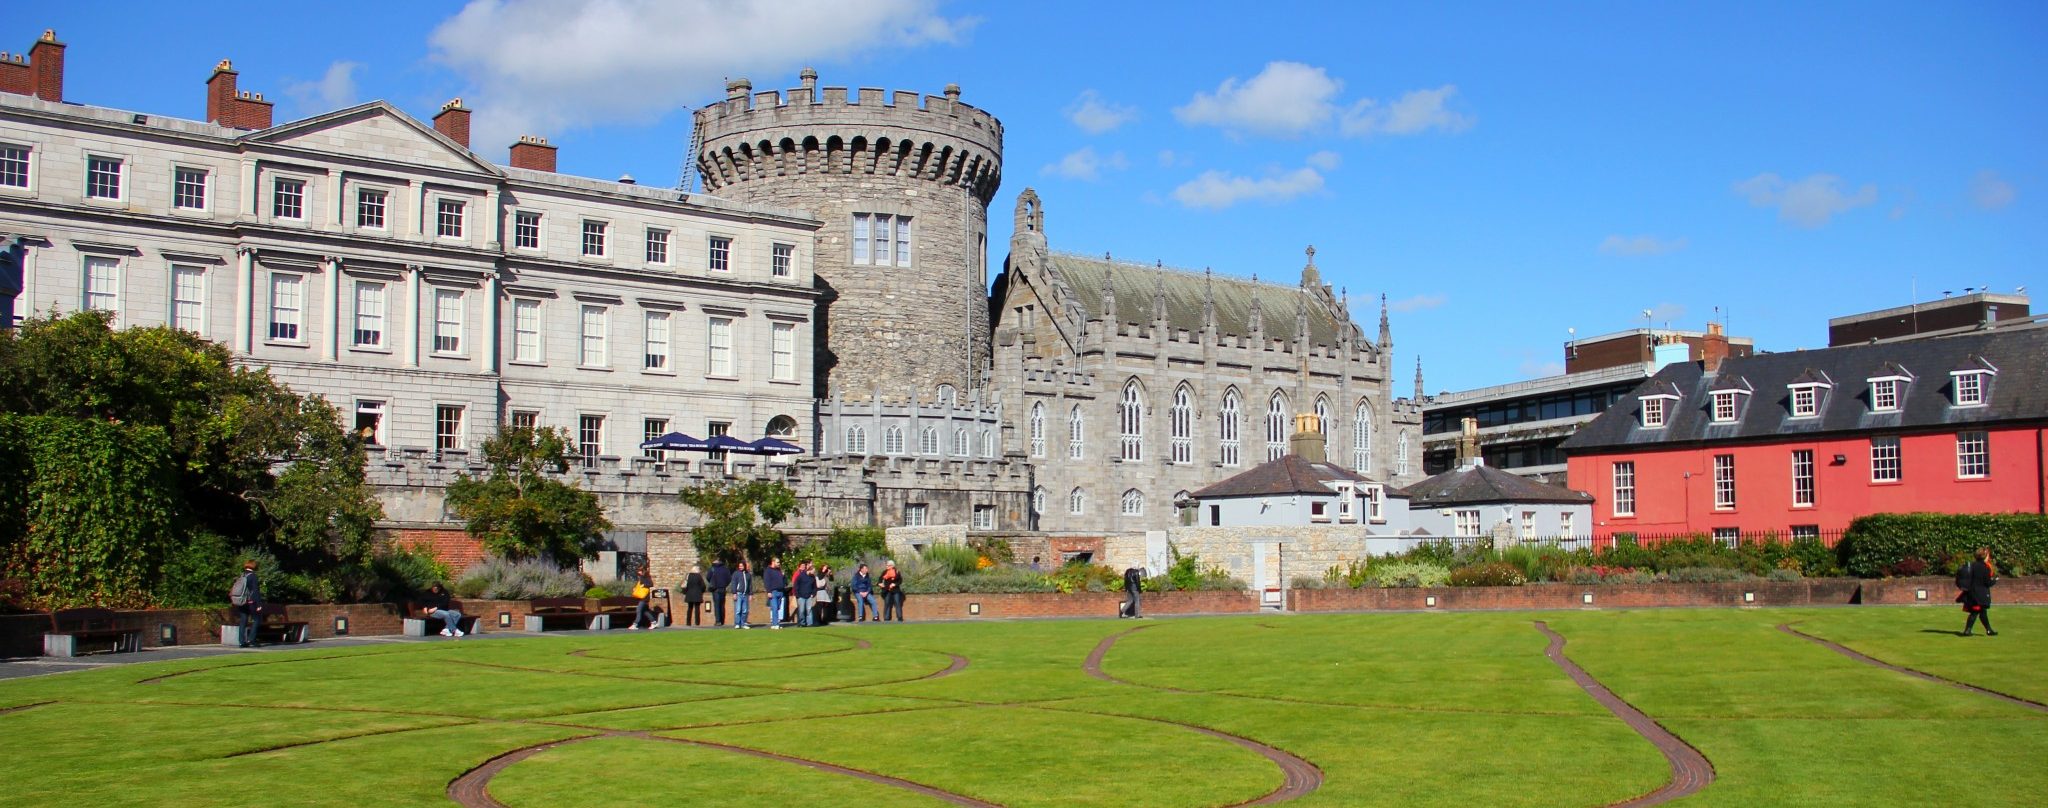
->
[1701, 322, 1730, 373]
[1457, 417, 1482, 467]
[1288, 413, 1328, 464]
[433, 98, 471, 149]
[508, 135, 557, 172]
[1, 29, 65, 102]
[205, 60, 273, 130]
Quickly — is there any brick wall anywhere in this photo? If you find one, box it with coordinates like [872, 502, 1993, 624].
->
[387, 528, 487, 571]
[1857, 576, 2048, 605]
[1290, 578, 1865, 612]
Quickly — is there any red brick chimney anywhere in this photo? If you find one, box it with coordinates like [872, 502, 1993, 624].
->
[1701, 322, 1730, 373]
[432, 98, 471, 149]
[0, 29, 64, 102]
[508, 135, 557, 172]
[205, 60, 273, 130]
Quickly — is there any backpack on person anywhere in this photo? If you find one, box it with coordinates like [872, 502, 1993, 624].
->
[230, 574, 249, 607]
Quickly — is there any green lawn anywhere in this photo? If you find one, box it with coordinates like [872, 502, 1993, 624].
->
[0, 607, 2040, 806]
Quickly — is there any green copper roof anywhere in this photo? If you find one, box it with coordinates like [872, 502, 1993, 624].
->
[1047, 253, 1357, 347]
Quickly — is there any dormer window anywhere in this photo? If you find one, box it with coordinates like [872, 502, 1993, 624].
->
[1950, 355, 1998, 408]
[1711, 391, 1742, 422]
[1641, 396, 1675, 427]
[1870, 378, 1902, 412]
[1786, 369, 1832, 419]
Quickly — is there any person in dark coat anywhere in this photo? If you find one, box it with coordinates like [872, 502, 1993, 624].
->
[879, 560, 905, 621]
[682, 564, 707, 626]
[229, 559, 264, 647]
[792, 562, 818, 627]
[762, 558, 787, 630]
[853, 563, 877, 622]
[1958, 547, 1999, 636]
[419, 582, 465, 637]
[731, 561, 753, 629]
[706, 560, 731, 626]
[1121, 566, 1144, 619]
[629, 567, 657, 629]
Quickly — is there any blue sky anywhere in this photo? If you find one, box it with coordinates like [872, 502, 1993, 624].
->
[19, 1, 2044, 392]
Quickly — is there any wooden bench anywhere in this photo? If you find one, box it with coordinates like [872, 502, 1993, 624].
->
[43, 608, 144, 657]
[403, 599, 481, 637]
[524, 597, 607, 631]
[218, 603, 310, 646]
[595, 596, 665, 629]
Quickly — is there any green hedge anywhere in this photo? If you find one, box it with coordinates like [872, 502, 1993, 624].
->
[0, 414, 179, 608]
[1837, 513, 2048, 578]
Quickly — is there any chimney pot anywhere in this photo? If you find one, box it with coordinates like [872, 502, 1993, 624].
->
[943, 83, 961, 101]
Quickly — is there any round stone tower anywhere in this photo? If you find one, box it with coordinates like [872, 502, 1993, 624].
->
[692, 71, 1003, 400]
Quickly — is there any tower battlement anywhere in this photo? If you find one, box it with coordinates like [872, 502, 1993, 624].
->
[693, 72, 1002, 203]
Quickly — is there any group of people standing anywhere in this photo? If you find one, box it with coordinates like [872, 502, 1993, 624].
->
[664, 557, 907, 629]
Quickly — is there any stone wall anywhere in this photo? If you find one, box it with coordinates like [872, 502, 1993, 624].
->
[1143, 525, 1433, 588]
[1289, 579, 1867, 612]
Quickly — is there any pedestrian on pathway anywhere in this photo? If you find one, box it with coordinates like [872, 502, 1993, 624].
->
[707, 559, 731, 626]
[629, 567, 657, 629]
[793, 561, 817, 627]
[853, 563, 877, 622]
[879, 559, 905, 622]
[731, 561, 753, 629]
[419, 582, 466, 637]
[763, 558, 787, 630]
[229, 559, 264, 647]
[682, 564, 706, 627]
[1958, 547, 1999, 636]
[1120, 566, 1144, 619]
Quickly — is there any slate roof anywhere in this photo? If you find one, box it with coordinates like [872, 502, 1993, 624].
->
[1562, 324, 2048, 452]
[1400, 462, 1594, 506]
[1191, 454, 1374, 499]
[1046, 253, 1356, 346]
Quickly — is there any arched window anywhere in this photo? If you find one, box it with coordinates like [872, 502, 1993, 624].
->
[937, 384, 956, 406]
[1266, 392, 1289, 461]
[1219, 389, 1242, 467]
[1397, 431, 1410, 476]
[918, 426, 939, 455]
[765, 414, 797, 437]
[1170, 384, 1194, 464]
[1028, 402, 1046, 458]
[981, 427, 995, 457]
[844, 425, 867, 455]
[1119, 380, 1144, 461]
[1068, 405, 1085, 460]
[1352, 400, 1373, 473]
[883, 425, 905, 455]
[1315, 395, 1332, 435]
[1069, 486, 1085, 515]
[1033, 486, 1047, 515]
[1120, 488, 1144, 516]
[952, 428, 969, 456]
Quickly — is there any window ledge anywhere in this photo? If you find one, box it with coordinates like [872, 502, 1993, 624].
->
[769, 378, 802, 386]
[430, 352, 471, 360]
[506, 359, 548, 367]
[347, 345, 393, 355]
[704, 374, 740, 382]
[578, 365, 614, 373]
[263, 339, 308, 348]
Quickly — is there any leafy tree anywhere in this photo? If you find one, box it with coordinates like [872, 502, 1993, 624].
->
[0, 311, 386, 606]
[823, 524, 889, 560]
[444, 426, 611, 567]
[680, 479, 799, 569]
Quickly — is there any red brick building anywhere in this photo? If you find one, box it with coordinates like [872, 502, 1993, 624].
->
[1561, 324, 2048, 539]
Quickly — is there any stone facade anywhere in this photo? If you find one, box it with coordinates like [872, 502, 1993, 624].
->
[692, 73, 1001, 399]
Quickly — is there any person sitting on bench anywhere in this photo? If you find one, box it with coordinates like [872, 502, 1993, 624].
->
[420, 583, 465, 637]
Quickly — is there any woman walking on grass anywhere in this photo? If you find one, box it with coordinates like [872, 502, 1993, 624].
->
[1958, 547, 1999, 636]
[630, 567, 657, 630]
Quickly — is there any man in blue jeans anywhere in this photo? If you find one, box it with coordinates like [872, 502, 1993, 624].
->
[762, 558, 787, 630]
[853, 563, 878, 622]
[731, 560, 753, 629]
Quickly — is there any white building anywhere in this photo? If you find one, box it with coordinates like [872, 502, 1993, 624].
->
[0, 39, 821, 468]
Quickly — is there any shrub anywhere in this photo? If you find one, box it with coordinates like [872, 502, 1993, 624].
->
[823, 524, 888, 560]
[1052, 562, 1121, 594]
[1595, 537, 1657, 571]
[1662, 566, 1753, 583]
[968, 536, 1015, 565]
[1291, 575, 1329, 590]
[1882, 557, 1928, 578]
[1838, 513, 2048, 578]
[919, 543, 984, 576]
[1498, 544, 1587, 583]
[364, 543, 452, 601]
[1368, 562, 1452, 588]
[1447, 562, 1525, 587]
[454, 557, 589, 600]
[1766, 568, 1803, 582]
[900, 565, 1056, 594]
[155, 530, 243, 608]
[586, 578, 635, 599]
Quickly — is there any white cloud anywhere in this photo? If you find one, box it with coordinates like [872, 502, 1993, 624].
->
[1972, 170, 2016, 210]
[1041, 146, 1128, 181]
[1157, 149, 1191, 168]
[1340, 85, 1473, 137]
[1173, 61, 1342, 138]
[1171, 166, 1324, 209]
[284, 61, 362, 116]
[1648, 303, 1687, 324]
[1519, 359, 1566, 378]
[430, 0, 972, 153]
[1387, 293, 1447, 313]
[1065, 90, 1137, 134]
[1305, 150, 1343, 171]
[1733, 172, 1878, 228]
[1597, 234, 1688, 257]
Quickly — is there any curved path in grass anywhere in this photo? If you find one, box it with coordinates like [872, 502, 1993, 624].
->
[1084, 627, 1323, 804]
[1776, 623, 2048, 714]
[1533, 622, 1714, 806]
[447, 730, 998, 807]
